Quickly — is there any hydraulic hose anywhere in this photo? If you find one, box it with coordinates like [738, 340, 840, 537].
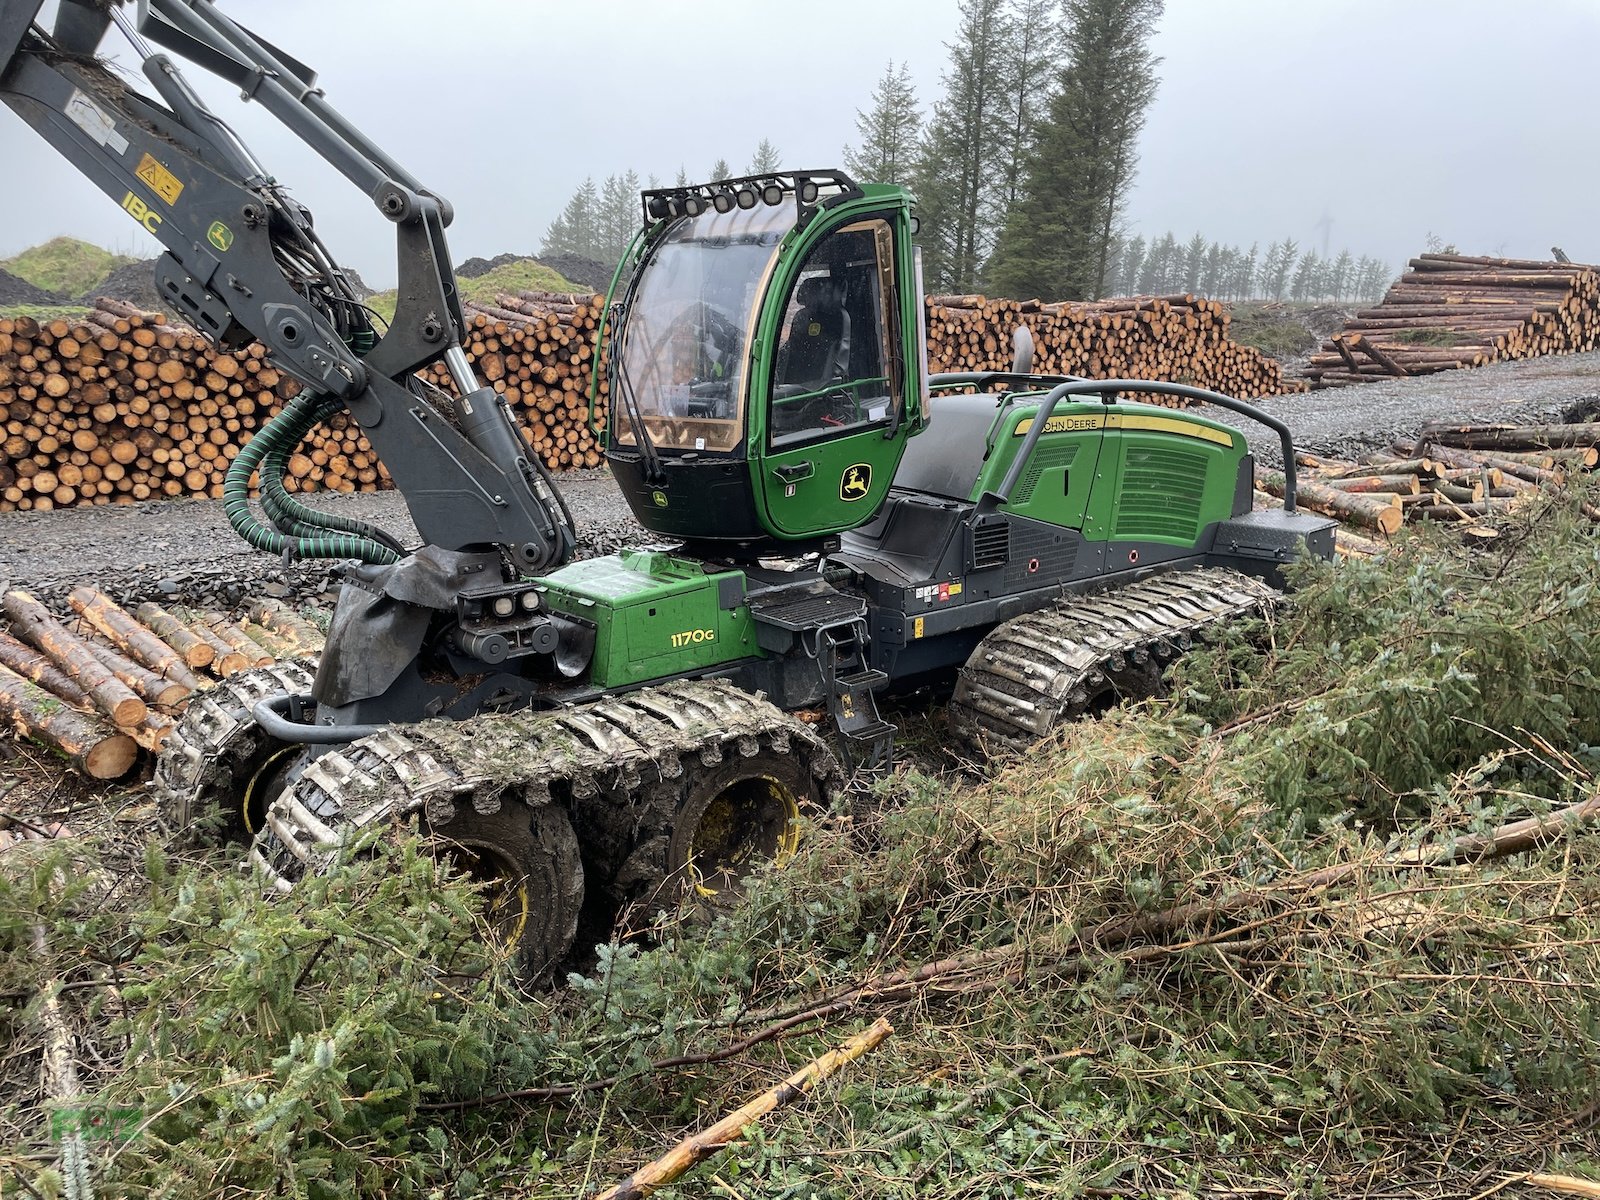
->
[223, 389, 401, 564]
[254, 393, 405, 554]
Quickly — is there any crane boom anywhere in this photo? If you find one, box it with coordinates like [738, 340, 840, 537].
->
[0, 0, 575, 571]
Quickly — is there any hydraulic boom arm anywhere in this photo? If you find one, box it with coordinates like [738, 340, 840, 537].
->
[0, 0, 575, 571]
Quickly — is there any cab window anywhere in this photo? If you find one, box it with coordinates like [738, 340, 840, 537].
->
[769, 218, 902, 446]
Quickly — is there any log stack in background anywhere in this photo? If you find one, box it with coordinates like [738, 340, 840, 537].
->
[0, 291, 608, 512]
[926, 293, 1303, 403]
[4, 285, 1301, 513]
[1304, 253, 1600, 389]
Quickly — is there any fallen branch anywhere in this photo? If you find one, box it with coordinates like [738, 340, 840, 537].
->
[593, 1018, 892, 1200]
[422, 788, 1600, 1114]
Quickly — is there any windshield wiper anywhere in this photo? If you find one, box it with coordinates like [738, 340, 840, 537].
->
[612, 340, 666, 487]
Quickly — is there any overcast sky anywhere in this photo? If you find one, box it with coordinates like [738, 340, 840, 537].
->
[2, 0, 1596, 287]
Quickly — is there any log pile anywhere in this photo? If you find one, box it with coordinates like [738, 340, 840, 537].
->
[0, 292, 608, 512]
[1304, 253, 1600, 389]
[926, 293, 1304, 403]
[428, 290, 608, 472]
[0, 589, 323, 777]
[1255, 420, 1600, 552]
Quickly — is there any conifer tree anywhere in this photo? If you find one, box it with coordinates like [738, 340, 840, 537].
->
[540, 176, 602, 262]
[989, 0, 1163, 300]
[842, 62, 922, 185]
[709, 157, 733, 181]
[911, 0, 1013, 292]
[746, 139, 782, 174]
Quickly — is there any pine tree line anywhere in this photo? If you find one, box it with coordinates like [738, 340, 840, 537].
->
[537, 0, 1394, 305]
[540, 144, 782, 269]
[1106, 234, 1393, 304]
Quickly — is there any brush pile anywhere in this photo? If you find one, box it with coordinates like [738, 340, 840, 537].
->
[1304, 253, 1600, 388]
[1256, 419, 1600, 549]
[5, 493, 1599, 1197]
[926, 292, 1303, 401]
[0, 588, 319, 777]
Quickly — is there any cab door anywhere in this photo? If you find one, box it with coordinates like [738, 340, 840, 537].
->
[751, 209, 920, 540]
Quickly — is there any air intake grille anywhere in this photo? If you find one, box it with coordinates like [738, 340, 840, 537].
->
[971, 522, 1010, 569]
[1113, 446, 1209, 541]
[1011, 441, 1080, 505]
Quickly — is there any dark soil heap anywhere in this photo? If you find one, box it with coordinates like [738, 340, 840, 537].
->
[0, 267, 65, 306]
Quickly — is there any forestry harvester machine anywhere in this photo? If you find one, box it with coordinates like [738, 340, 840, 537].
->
[1, 0, 1335, 975]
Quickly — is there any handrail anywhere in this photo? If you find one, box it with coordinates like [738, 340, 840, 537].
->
[970, 378, 1298, 515]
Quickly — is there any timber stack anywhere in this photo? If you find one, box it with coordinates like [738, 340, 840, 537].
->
[0, 292, 608, 512]
[1304, 253, 1600, 389]
[1254, 419, 1600, 553]
[0, 589, 323, 778]
[926, 293, 1303, 403]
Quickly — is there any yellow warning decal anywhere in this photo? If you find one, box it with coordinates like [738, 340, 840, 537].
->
[135, 153, 183, 205]
[913, 616, 925, 639]
[1012, 410, 1234, 447]
[1107, 413, 1235, 447]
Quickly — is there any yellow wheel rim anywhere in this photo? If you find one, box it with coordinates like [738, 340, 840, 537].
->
[686, 774, 802, 898]
[241, 744, 300, 834]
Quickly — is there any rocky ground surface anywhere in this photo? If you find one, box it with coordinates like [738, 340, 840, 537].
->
[0, 467, 646, 608]
[4, 351, 1600, 607]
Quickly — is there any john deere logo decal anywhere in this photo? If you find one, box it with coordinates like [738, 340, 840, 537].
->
[651, 489, 669, 508]
[207, 221, 234, 252]
[840, 463, 871, 501]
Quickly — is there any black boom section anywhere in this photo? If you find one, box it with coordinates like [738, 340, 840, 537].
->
[0, 0, 575, 569]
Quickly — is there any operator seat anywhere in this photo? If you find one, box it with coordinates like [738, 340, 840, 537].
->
[779, 276, 851, 389]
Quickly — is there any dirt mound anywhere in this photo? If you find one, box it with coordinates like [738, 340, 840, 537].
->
[535, 253, 613, 293]
[0, 267, 66, 306]
[457, 252, 524, 279]
[82, 258, 163, 312]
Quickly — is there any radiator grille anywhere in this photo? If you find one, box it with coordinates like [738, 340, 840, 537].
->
[971, 523, 1009, 569]
[1113, 446, 1209, 541]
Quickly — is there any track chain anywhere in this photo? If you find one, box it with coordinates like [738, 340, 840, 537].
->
[153, 658, 318, 831]
[949, 567, 1278, 754]
[249, 678, 841, 891]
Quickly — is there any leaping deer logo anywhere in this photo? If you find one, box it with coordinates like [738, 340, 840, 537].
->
[840, 464, 871, 501]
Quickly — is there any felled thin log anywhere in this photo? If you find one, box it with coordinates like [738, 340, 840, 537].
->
[205, 618, 273, 667]
[1259, 473, 1402, 535]
[2, 590, 146, 727]
[68, 586, 201, 689]
[80, 637, 189, 708]
[1420, 422, 1600, 452]
[134, 602, 215, 669]
[0, 630, 92, 707]
[0, 662, 137, 779]
[595, 1019, 894, 1200]
[181, 616, 247, 675]
[1319, 474, 1422, 496]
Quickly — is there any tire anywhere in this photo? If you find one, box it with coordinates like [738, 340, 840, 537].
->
[663, 751, 815, 901]
[154, 658, 316, 841]
[427, 792, 584, 981]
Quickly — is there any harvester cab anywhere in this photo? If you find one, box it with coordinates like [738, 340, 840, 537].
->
[603, 171, 925, 552]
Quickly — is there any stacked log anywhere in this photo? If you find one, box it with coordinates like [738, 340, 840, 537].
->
[926, 293, 1303, 403]
[1255, 420, 1599, 549]
[1304, 254, 1600, 389]
[0, 588, 325, 776]
[424, 290, 608, 472]
[0, 301, 294, 511]
[0, 292, 609, 512]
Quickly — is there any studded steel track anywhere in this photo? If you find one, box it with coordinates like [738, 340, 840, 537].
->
[949, 567, 1278, 754]
[153, 657, 318, 831]
[249, 678, 841, 892]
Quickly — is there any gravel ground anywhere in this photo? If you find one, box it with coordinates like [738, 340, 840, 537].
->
[1244, 350, 1600, 464]
[4, 351, 1599, 607]
[0, 468, 645, 609]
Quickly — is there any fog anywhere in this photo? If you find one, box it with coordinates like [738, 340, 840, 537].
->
[0, 0, 1593, 285]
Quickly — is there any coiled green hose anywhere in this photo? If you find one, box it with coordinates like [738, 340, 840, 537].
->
[222, 389, 400, 564]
